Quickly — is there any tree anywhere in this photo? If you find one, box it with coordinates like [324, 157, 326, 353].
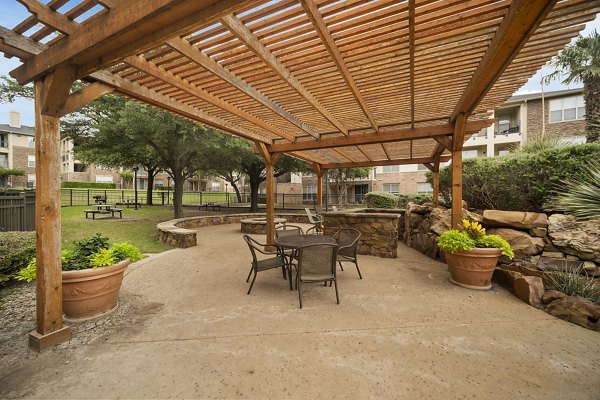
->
[119, 171, 133, 189]
[0, 168, 24, 187]
[201, 134, 248, 202]
[326, 168, 372, 206]
[94, 102, 213, 218]
[545, 30, 600, 142]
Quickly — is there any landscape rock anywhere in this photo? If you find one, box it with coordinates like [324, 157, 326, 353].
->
[545, 295, 600, 332]
[582, 261, 597, 271]
[529, 227, 548, 237]
[548, 214, 600, 262]
[541, 251, 565, 259]
[514, 276, 544, 307]
[487, 228, 545, 259]
[542, 290, 568, 304]
[536, 256, 583, 273]
[483, 210, 548, 230]
[429, 207, 452, 236]
[492, 268, 523, 293]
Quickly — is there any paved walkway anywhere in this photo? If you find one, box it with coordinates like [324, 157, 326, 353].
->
[1, 224, 599, 399]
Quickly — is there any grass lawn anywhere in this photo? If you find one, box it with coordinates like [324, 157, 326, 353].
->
[61, 206, 181, 254]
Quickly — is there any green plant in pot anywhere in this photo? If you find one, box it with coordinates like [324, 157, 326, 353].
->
[437, 220, 513, 290]
[17, 234, 142, 319]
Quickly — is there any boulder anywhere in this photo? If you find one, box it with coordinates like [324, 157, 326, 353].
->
[429, 207, 452, 236]
[529, 227, 548, 237]
[545, 294, 600, 332]
[548, 214, 600, 263]
[582, 261, 597, 271]
[514, 276, 544, 307]
[542, 290, 568, 304]
[407, 202, 433, 215]
[492, 268, 523, 293]
[483, 210, 548, 230]
[541, 251, 565, 259]
[536, 256, 583, 273]
[487, 228, 545, 259]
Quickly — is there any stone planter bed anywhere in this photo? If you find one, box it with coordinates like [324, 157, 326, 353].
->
[157, 213, 308, 248]
[240, 217, 287, 234]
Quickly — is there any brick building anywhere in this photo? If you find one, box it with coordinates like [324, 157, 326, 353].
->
[0, 111, 36, 188]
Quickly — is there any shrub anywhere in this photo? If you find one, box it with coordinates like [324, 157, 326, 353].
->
[365, 191, 399, 209]
[546, 269, 600, 304]
[397, 193, 434, 208]
[429, 143, 600, 211]
[545, 161, 600, 219]
[61, 181, 116, 189]
[0, 232, 36, 286]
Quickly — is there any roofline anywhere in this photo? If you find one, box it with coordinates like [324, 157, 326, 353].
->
[505, 87, 584, 104]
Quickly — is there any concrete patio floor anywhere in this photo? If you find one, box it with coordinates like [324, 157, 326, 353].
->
[1, 223, 599, 399]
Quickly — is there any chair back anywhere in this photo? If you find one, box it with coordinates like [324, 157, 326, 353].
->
[304, 208, 317, 224]
[333, 228, 361, 258]
[332, 206, 338, 212]
[275, 224, 304, 238]
[315, 205, 325, 215]
[297, 244, 338, 279]
[243, 235, 260, 265]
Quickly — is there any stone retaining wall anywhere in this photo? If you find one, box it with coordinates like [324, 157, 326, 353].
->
[157, 213, 309, 248]
[323, 209, 404, 258]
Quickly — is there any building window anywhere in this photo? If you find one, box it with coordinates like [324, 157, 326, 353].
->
[0, 154, 8, 168]
[462, 149, 478, 159]
[303, 185, 316, 201]
[497, 149, 510, 157]
[417, 164, 428, 171]
[27, 174, 36, 188]
[382, 183, 400, 193]
[417, 182, 433, 194]
[28, 137, 35, 148]
[96, 175, 113, 183]
[382, 165, 400, 173]
[549, 95, 585, 123]
[27, 155, 35, 167]
[211, 182, 220, 191]
[0, 134, 7, 148]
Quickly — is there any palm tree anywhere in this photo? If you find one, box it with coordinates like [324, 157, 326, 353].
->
[545, 30, 600, 142]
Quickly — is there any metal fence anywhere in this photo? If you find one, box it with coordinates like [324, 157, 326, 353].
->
[59, 188, 365, 210]
[0, 190, 36, 231]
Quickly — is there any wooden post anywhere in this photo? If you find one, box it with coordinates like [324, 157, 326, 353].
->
[315, 164, 323, 207]
[432, 154, 440, 208]
[451, 114, 467, 228]
[29, 71, 74, 351]
[256, 143, 281, 247]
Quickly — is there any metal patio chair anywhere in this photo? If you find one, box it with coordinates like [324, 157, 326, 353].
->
[243, 235, 288, 295]
[305, 207, 324, 234]
[332, 228, 363, 279]
[295, 243, 339, 309]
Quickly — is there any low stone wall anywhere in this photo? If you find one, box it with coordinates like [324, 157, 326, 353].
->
[323, 208, 404, 258]
[157, 213, 309, 248]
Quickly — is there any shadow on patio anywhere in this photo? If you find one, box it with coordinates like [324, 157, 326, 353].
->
[1, 223, 599, 399]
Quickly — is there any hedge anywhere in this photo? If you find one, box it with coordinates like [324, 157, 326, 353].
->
[365, 191, 399, 209]
[397, 193, 436, 208]
[429, 143, 600, 211]
[0, 232, 36, 286]
[62, 181, 116, 189]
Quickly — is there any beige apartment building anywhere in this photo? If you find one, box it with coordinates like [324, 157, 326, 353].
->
[0, 111, 36, 188]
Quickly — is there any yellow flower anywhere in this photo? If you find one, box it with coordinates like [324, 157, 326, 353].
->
[462, 219, 486, 239]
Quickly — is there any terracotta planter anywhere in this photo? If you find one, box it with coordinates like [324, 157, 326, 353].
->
[62, 260, 130, 319]
[444, 248, 502, 290]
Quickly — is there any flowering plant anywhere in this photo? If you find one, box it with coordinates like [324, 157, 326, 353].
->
[437, 219, 514, 259]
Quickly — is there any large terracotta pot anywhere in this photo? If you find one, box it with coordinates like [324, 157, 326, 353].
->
[62, 260, 130, 319]
[444, 248, 502, 290]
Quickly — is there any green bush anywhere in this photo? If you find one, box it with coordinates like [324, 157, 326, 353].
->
[365, 191, 399, 209]
[429, 143, 600, 211]
[61, 181, 116, 189]
[397, 193, 434, 208]
[0, 232, 36, 286]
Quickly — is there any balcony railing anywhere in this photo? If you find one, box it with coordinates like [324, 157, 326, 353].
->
[495, 125, 520, 135]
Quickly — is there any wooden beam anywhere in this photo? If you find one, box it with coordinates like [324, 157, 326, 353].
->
[268, 120, 490, 153]
[432, 153, 441, 208]
[29, 73, 72, 351]
[124, 55, 295, 142]
[165, 37, 321, 139]
[220, 14, 348, 135]
[11, 0, 259, 84]
[450, 0, 558, 122]
[409, 0, 415, 128]
[0, 26, 46, 59]
[320, 155, 451, 170]
[38, 65, 77, 117]
[451, 148, 463, 229]
[255, 141, 280, 248]
[300, 0, 379, 132]
[17, 0, 79, 35]
[59, 82, 113, 117]
[452, 112, 468, 151]
[433, 135, 453, 152]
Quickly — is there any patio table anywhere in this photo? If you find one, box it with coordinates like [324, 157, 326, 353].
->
[275, 234, 337, 290]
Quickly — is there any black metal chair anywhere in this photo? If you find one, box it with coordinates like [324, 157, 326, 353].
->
[295, 243, 339, 309]
[275, 224, 304, 238]
[243, 235, 288, 295]
[332, 228, 363, 279]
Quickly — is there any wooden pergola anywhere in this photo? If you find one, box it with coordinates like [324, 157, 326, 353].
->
[1, 0, 597, 350]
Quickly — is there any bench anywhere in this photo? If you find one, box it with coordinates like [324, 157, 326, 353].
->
[115, 201, 142, 208]
[84, 208, 123, 219]
[201, 202, 221, 211]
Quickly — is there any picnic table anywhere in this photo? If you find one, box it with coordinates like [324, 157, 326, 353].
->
[84, 204, 123, 219]
[115, 200, 142, 208]
[200, 202, 221, 211]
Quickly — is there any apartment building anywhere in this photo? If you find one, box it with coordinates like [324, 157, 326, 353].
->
[0, 111, 36, 188]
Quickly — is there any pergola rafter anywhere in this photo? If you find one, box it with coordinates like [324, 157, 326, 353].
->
[1, 0, 598, 351]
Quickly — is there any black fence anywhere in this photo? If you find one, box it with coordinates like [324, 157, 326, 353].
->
[59, 188, 365, 210]
[0, 190, 36, 231]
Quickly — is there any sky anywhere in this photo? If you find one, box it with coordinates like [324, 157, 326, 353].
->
[0, 2, 598, 127]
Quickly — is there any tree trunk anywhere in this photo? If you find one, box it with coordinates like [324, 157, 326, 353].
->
[146, 167, 157, 206]
[172, 173, 185, 219]
[232, 181, 242, 203]
[583, 75, 600, 142]
[340, 183, 348, 206]
[249, 175, 260, 212]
